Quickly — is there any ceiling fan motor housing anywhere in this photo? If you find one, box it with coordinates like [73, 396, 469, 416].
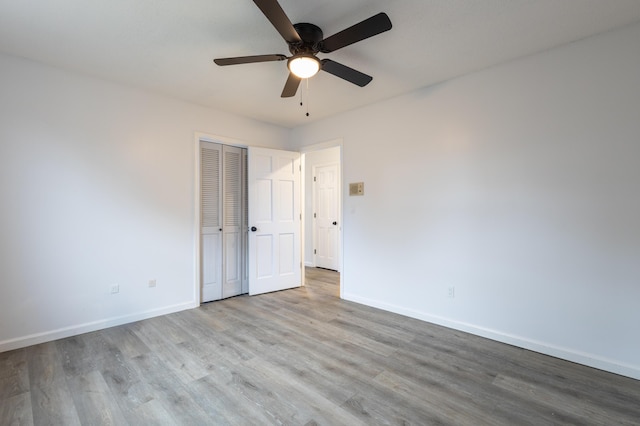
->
[290, 23, 324, 55]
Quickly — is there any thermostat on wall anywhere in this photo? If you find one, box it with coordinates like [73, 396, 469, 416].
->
[349, 182, 364, 196]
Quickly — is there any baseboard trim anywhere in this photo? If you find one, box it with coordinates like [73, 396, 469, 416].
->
[0, 300, 198, 353]
[343, 292, 640, 381]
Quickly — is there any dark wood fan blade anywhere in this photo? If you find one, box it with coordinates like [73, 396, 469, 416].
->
[281, 72, 301, 97]
[214, 54, 287, 66]
[253, 0, 301, 44]
[321, 59, 372, 87]
[320, 12, 392, 53]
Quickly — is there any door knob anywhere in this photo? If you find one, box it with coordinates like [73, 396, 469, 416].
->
[251, 226, 257, 232]
[332, 221, 337, 225]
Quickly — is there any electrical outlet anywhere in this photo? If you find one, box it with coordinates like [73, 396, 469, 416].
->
[448, 286, 455, 298]
[111, 284, 119, 294]
[148, 279, 156, 288]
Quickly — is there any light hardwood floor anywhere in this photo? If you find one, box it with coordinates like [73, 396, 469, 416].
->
[1, 268, 639, 425]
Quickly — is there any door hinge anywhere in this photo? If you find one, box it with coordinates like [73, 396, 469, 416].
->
[314, 249, 316, 254]
[314, 176, 316, 182]
[314, 213, 316, 218]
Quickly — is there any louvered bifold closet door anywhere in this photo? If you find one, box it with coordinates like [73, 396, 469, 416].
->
[241, 149, 249, 294]
[201, 142, 223, 302]
[222, 145, 244, 298]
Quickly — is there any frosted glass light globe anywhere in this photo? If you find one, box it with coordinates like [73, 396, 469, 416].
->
[288, 56, 320, 78]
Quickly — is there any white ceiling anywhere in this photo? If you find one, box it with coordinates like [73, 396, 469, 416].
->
[2, 0, 640, 128]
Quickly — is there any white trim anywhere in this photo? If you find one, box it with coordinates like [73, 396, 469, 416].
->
[194, 137, 202, 305]
[0, 301, 197, 353]
[300, 154, 308, 285]
[195, 131, 249, 149]
[343, 292, 640, 381]
[299, 138, 343, 153]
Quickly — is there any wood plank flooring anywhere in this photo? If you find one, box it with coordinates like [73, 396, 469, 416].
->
[1, 268, 639, 425]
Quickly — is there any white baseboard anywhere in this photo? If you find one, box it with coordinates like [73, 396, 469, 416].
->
[343, 292, 640, 381]
[304, 261, 315, 267]
[0, 300, 198, 353]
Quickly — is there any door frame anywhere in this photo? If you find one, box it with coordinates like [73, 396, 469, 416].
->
[301, 139, 344, 298]
[194, 132, 249, 304]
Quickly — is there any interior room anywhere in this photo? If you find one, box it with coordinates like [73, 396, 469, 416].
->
[1, 0, 639, 424]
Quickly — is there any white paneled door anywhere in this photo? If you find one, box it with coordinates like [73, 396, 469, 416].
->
[314, 163, 339, 270]
[248, 147, 301, 295]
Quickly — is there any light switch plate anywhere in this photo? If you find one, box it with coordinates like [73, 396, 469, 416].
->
[349, 182, 364, 196]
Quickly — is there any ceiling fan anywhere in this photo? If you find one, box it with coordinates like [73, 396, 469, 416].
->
[214, 0, 392, 98]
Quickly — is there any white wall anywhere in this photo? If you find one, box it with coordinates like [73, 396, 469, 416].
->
[291, 23, 640, 379]
[0, 52, 289, 351]
[303, 146, 341, 266]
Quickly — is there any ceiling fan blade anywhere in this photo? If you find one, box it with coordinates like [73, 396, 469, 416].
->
[253, 0, 301, 44]
[281, 72, 301, 97]
[320, 12, 392, 53]
[321, 59, 373, 87]
[214, 54, 287, 66]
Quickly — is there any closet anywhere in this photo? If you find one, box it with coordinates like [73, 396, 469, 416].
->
[200, 142, 248, 302]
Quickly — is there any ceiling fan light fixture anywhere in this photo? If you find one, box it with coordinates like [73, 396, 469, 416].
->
[288, 55, 320, 78]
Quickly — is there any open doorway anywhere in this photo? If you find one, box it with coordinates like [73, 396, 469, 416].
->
[302, 142, 342, 296]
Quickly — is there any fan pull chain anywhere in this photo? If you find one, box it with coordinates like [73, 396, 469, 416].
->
[305, 78, 310, 117]
[298, 78, 311, 117]
[300, 83, 304, 107]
